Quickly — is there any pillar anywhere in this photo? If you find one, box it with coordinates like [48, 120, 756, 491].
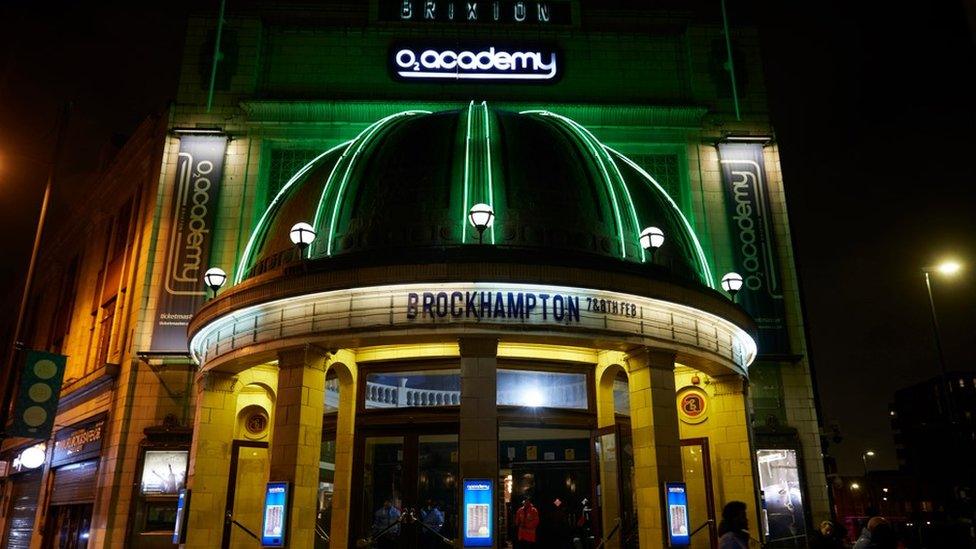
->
[185, 371, 239, 548]
[458, 337, 498, 545]
[269, 347, 329, 548]
[327, 349, 358, 549]
[625, 348, 682, 549]
[710, 375, 761, 541]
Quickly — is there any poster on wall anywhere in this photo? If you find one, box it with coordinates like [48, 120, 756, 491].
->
[718, 143, 789, 356]
[150, 135, 228, 353]
[140, 450, 188, 495]
[756, 449, 806, 544]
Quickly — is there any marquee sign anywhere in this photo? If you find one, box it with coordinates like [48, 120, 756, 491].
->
[190, 283, 756, 372]
[379, 1, 572, 25]
[392, 44, 560, 82]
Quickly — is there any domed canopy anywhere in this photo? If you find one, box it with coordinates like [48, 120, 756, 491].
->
[238, 103, 713, 287]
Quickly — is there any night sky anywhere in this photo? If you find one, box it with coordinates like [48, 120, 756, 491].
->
[1, 2, 974, 476]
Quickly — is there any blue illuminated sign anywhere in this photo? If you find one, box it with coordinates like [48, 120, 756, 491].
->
[665, 482, 690, 547]
[462, 479, 494, 547]
[172, 488, 190, 544]
[261, 482, 290, 547]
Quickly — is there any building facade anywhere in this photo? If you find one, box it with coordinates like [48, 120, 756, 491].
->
[1, 2, 829, 548]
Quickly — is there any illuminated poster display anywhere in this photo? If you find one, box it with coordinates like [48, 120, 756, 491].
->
[756, 449, 806, 544]
[140, 450, 188, 495]
[172, 489, 190, 544]
[261, 482, 290, 547]
[665, 482, 690, 547]
[462, 479, 493, 547]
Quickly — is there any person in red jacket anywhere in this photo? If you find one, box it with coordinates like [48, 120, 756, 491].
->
[515, 497, 540, 548]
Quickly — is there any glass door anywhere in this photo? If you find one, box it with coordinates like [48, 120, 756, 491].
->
[357, 431, 458, 549]
[222, 440, 269, 549]
[593, 424, 637, 549]
[680, 438, 717, 549]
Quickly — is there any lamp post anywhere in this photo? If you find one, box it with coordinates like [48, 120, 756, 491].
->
[721, 272, 744, 302]
[289, 222, 316, 256]
[639, 226, 664, 263]
[921, 260, 961, 423]
[861, 450, 876, 508]
[468, 203, 494, 244]
[861, 450, 875, 477]
[203, 267, 227, 299]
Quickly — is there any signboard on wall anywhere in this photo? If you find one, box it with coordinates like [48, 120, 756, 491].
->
[9, 350, 67, 439]
[462, 479, 493, 547]
[261, 481, 290, 547]
[718, 143, 788, 356]
[150, 135, 228, 353]
[379, 1, 572, 25]
[664, 482, 690, 547]
[51, 415, 105, 467]
[391, 43, 561, 82]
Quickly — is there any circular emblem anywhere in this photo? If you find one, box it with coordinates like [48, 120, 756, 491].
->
[677, 387, 708, 424]
[244, 411, 268, 436]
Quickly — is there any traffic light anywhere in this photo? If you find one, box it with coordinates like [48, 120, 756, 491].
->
[8, 350, 67, 439]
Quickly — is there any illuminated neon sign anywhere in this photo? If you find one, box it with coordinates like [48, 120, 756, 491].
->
[392, 45, 560, 81]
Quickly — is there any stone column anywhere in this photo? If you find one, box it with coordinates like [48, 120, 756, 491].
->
[328, 349, 358, 549]
[710, 374, 761, 541]
[185, 371, 239, 548]
[270, 347, 329, 548]
[625, 348, 682, 549]
[458, 337, 498, 545]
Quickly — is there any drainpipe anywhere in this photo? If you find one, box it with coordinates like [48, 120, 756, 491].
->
[206, 0, 227, 113]
[720, 0, 742, 121]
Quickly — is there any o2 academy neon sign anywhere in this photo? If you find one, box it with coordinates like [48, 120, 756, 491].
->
[393, 45, 560, 81]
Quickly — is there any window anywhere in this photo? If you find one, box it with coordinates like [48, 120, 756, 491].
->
[49, 256, 80, 352]
[613, 376, 630, 416]
[325, 371, 340, 414]
[267, 148, 321, 200]
[496, 369, 587, 410]
[95, 300, 116, 368]
[112, 198, 133, 259]
[364, 369, 461, 409]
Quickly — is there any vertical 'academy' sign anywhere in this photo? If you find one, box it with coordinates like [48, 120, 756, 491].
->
[718, 143, 789, 356]
[150, 135, 227, 353]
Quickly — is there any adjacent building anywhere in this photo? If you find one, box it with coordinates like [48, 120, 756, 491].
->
[1, 2, 829, 548]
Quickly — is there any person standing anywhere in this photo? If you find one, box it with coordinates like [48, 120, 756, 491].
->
[718, 501, 751, 549]
[372, 499, 401, 549]
[515, 497, 540, 548]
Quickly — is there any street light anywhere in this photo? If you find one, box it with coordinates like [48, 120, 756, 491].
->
[721, 272, 744, 302]
[921, 260, 963, 423]
[861, 450, 875, 474]
[639, 226, 664, 262]
[203, 267, 227, 298]
[289, 222, 316, 253]
[468, 203, 494, 244]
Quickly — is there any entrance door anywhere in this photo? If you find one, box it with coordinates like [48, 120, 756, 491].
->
[593, 424, 637, 549]
[222, 440, 269, 549]
[43, 504, 93, 549]
[680, 438, 717, 549]
[355, 430, 459, 549]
